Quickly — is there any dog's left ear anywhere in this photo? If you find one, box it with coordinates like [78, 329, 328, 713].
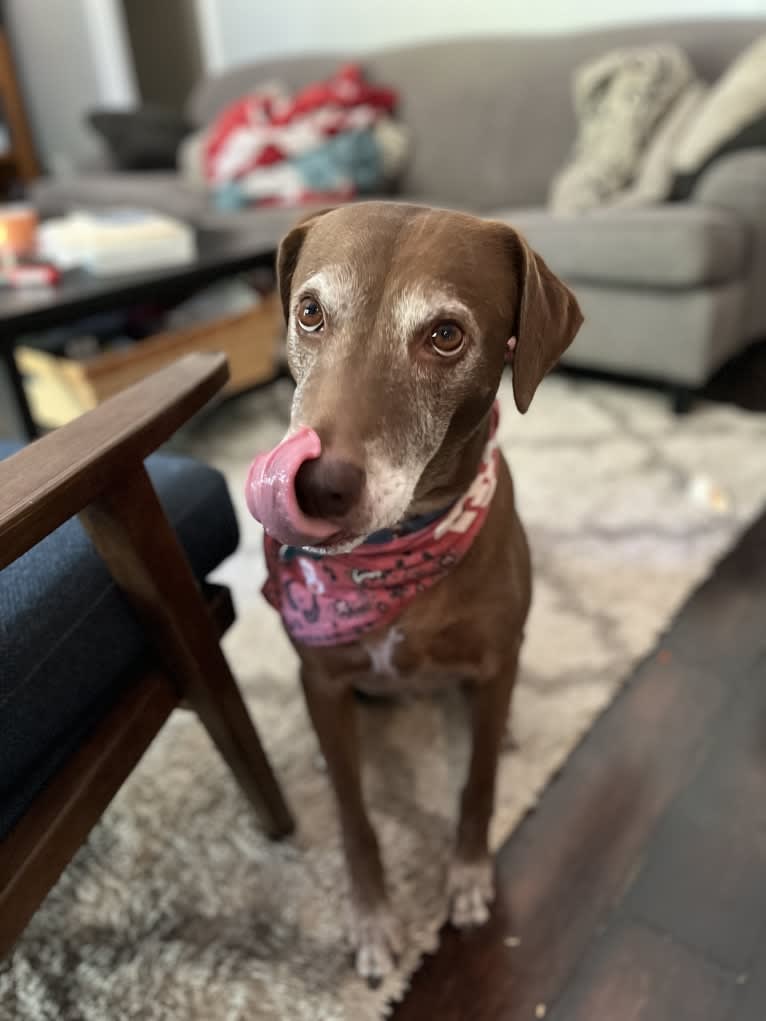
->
[500, 226, 583, 413]
[277, 207, 337, 322]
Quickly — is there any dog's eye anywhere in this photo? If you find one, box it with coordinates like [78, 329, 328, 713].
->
[297, 298, 324, 333]
[430, 322, 465, 357]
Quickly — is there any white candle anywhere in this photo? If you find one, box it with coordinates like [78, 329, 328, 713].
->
[0, 224, 16, 271]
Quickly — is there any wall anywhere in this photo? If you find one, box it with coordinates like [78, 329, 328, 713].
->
[197, 0, 766, 72]
[6, 0, 136, 173]
[121, 0, 204, 111]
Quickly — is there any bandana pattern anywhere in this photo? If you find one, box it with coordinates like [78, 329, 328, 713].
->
[263, 407, 499, 646]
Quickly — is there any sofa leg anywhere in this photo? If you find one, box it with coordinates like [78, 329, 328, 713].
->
[671, 386, 695, 416]
[80, 464, 294, 839]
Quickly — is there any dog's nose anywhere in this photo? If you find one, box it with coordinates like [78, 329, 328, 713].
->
[294, 456, 365, 521]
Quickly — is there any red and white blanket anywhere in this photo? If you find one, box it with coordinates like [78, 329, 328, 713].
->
[203, 64, 398, 186]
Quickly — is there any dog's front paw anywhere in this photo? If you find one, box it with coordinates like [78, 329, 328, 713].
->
[447, 856, 495, 929]
[348, 905, 403, 987]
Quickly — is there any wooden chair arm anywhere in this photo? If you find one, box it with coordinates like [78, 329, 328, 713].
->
[0, 351, 228, 569]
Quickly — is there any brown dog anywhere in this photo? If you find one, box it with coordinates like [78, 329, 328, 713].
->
[246, 202, 582, 983]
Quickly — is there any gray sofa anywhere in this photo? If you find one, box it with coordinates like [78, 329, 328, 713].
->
[33, 18, 766, 393]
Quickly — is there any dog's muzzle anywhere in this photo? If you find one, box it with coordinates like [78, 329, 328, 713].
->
[245, 427, 347, 548]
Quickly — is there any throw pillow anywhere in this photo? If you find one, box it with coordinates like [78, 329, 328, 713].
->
[549, 44, 694, 214]
[88, 107, 193, 171]
[609, 82, 707, 208]
[669, 34, 766, 200]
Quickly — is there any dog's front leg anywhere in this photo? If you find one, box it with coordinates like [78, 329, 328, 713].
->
[301, 667, 402, 984]
[448, 644, 520, 928]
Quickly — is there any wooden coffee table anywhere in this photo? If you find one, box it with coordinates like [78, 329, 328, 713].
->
[0, 234, 275, 439]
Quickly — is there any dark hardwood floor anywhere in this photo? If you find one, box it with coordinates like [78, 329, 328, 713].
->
[393, 342, 766, 1020]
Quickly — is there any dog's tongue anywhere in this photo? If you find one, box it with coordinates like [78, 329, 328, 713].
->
[245, 427, 339, 548]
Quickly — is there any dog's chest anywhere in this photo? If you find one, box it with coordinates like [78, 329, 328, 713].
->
[353, 618, 490, 696]
[346, 533, 515, 695]
[365, 627, 405, 678]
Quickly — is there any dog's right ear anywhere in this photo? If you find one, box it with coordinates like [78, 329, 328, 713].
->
[277, 208, 336, 322]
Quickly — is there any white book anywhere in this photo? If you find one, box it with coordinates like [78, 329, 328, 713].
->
[38, 209, 197, 276]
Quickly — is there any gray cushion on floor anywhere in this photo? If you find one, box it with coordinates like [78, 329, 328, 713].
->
[0, 445, 239, 838]
[492, 204, 748, 288]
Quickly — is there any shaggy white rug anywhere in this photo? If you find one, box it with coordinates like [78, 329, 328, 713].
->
[3, 375, 766, 1021]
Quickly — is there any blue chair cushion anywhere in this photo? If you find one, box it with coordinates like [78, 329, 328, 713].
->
[0, 443, 239, 838]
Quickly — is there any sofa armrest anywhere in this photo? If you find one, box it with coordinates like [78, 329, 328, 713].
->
[0, 352, 228, 568]
[692, 150, 766, 220]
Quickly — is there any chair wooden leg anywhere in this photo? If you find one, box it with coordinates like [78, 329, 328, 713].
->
[79, 464, 294, 838]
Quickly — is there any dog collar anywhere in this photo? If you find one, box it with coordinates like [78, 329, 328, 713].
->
[278, 505, 455, 562]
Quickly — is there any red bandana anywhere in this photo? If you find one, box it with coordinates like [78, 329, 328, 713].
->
[263, 406, 500, 647]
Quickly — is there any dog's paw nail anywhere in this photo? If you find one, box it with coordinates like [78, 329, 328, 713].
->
[448, 857, 495, 930]
[356, 939, 394, 985]
[350, 907, 403, 983]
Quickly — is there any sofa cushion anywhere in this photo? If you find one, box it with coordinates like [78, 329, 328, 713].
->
[0, 449, 239, 839]
[194, 193, 458, 249]
[195, 202, 329, 249]
[30, 172, 208, 223]
[492, 204, 748, 288]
